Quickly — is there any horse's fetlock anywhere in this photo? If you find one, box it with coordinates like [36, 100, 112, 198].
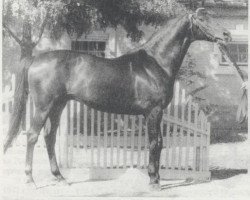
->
[25, 167, 32, 176]
[52, 169, 61, 177]
[148, 164, 155, 173]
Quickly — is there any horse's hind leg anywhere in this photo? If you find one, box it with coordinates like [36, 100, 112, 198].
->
[44, 100, 67, 182]
[25, 106, 51, 184]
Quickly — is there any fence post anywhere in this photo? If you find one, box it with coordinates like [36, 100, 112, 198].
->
[104, 112, 108, 168]
[137, 115, 143, 168]
[110, 113, 114, 168]
[68, 101, 74, 167]
[144, 121, 148, 169]
[171, 82, 179, 169]
[193, 103, 198, 171]
[206, 122, 211, 172]
[116, 114, 121, 167]
[202, 118, 208, 172]
[178, 88, 186, 170]
[83, 105, 88, 151]
[97, 111, 101, 167]
[131, 116, 136, 168]
[199, 112, 205, 172]
[185, 96, 192, 171]
[123, 115, 128, 169]
[165, 103, 171, 169]
[90, 108, 95, 167]
[76, 102, 80, 151]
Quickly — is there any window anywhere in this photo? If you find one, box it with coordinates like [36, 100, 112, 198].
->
[221, 42, 248, 65]
[71, 41, 106, 57]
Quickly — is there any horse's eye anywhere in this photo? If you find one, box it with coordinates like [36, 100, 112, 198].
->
[197, 16, 205, 21]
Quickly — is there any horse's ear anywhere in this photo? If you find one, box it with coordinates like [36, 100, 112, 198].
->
[195, 7, 207, 20]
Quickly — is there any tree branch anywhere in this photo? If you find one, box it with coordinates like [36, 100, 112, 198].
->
[3, 23, 23, 46]
[33, 12, 49, 46]
[188, 85, 208, 96]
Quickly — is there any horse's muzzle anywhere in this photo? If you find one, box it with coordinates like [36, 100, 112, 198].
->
[223, 31, 232, 42]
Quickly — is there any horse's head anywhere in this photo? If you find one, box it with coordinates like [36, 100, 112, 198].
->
[189, 8, 232, 44]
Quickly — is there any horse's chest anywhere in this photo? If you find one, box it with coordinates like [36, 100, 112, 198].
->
[134, 74, 165, 104]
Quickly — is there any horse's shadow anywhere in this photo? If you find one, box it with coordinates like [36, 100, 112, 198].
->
[160, 168, 248, 191]
[210, 168, 247, 180]
[36, 178, 109, 189]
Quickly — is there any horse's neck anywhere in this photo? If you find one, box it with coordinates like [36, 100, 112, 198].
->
[144, 15, 191, 78]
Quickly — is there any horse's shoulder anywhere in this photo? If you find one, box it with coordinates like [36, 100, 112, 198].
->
[137, 49, 148, 57]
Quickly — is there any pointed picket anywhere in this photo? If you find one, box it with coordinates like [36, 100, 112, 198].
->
[104, 112, 108, 168]
[131, 116, 136, 167]
[137, 115, 143, 168]
[110, 113, 115, 168]
[117, 114, 121, 167]
[97, 111, 101, 167]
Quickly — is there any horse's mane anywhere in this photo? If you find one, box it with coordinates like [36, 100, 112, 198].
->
[128, 14, 187, 53]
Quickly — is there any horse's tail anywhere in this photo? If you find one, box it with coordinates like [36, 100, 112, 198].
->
[3, 58, 32, 153]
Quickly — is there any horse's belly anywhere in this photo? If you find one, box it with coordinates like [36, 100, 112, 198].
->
[77, 86, 143, 114]
[69, 76, 151, 115]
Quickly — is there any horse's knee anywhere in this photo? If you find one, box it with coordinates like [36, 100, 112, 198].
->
[149, 138, 162, 152]
[44, 132, 56, 144]
[27, 132, 39, 145]
[149, 140, 157, 150]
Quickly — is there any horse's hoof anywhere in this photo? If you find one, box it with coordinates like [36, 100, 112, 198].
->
[149, 183, 161, 191]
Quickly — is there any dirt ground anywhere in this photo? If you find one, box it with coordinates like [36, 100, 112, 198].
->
[1, 140, 249, 199]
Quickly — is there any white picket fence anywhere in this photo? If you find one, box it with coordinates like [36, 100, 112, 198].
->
[2, 74, 211, 181]
[2, 75, 15, 133]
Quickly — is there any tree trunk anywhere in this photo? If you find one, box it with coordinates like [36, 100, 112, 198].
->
[20, 44, 34, 60]
[20, 16, 34, 60]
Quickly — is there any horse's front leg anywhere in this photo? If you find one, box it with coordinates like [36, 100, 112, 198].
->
[146, 106, 163, 187]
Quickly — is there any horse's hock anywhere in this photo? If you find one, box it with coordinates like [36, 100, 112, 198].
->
[3, 77, 211, 181]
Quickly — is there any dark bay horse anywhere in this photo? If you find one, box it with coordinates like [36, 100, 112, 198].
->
[4, 8, 231, 188]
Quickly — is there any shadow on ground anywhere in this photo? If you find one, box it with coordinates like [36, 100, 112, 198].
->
[211, 169, 247, 180]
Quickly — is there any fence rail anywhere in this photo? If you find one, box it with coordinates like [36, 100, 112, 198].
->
[2, 74, 211, 181]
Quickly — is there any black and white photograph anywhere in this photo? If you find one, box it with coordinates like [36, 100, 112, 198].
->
[1, 0, 249, 199]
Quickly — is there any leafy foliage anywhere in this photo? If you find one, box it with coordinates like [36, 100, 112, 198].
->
[49, 0, 187, 42]
[177, 53, 206, 85]
[3, 0, 187, 47]
[3, 0, 65, 41]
